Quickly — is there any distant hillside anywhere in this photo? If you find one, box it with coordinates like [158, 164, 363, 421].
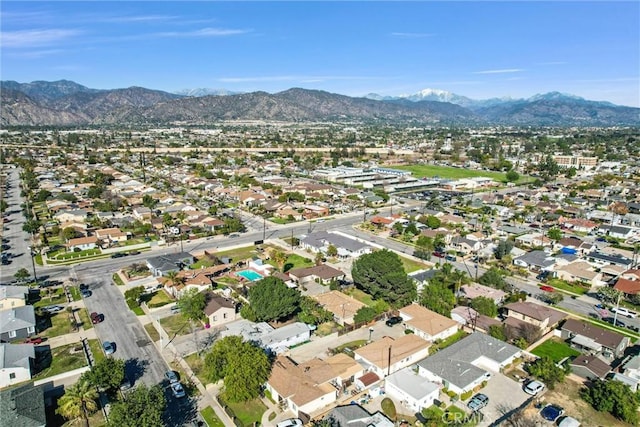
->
[1, 80, 638, 127]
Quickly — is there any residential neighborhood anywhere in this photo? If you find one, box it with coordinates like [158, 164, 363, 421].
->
[1, 125, 640, 427]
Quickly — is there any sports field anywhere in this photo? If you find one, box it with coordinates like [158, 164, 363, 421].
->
[391, 164, 528, 183]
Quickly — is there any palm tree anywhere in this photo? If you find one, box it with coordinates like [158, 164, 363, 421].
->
[271, 250, 288, 271]
[56, 378, 99, 427]
[164, 270, 184, 290]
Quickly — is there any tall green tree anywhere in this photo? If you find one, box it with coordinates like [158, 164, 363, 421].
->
[84, 358, 125, 391]
[248, 276, 301, 322]
[581, 379, 640, 424]
[419, 282, 455, 317]
[14, 268, 30, 281]
[177, 288, 207, 323]
[204, 336, 272, 403]
[414, 235, 434, 260]
[353, 306, 377, 324]
[547, 227, 563, 242]
[351, 250, 416, 308]
[478, 268, 510, 291]
[106, 384, 166, 427]
[56, 378, 100, 427]
[527, 356, 569, 390]
[470, 296, 498, 317]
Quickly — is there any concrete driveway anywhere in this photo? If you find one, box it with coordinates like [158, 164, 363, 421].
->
[475, 370, 530, 426]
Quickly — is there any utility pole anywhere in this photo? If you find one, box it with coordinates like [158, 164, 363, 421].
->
[263, 217, 266, 241]
[28, 246, 38, 283]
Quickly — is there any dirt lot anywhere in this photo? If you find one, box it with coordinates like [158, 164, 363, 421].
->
[521, 377, 629, 427]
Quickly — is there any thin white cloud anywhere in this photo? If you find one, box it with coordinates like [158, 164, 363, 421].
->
[101, 14, 179, 23]
[1, 28, 82, 48]
[473, 69, 524, 74]
[391, 32, 435, 38]
[7, 49, 66, 58]
[153, 27, 250, 37]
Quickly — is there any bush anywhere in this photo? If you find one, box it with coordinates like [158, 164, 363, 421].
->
[381, 398, 396, 419]
[460, 390, 473, 401]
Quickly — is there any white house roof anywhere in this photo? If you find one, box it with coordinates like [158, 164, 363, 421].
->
[386, 367, 438, 400]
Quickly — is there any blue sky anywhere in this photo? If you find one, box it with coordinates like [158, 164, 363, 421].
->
[2, 1, 639, 106]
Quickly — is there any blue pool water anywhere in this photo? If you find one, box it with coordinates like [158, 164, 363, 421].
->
[237, 270, 263, 281]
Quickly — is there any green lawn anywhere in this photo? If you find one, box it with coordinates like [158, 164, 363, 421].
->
[400, 256, 430, 274]
[112, 273, 125, 286]
[201, 406, 225, 427]
[33, 288, 67, 308]
[221, 396, 266, 427]
[531, 339, 580, 362]
[266, 253, 314, 272]
[183, 352, 208, 385]
[393, 164, 510, 181]
[429, 330, 469, 354]
[146, 290, 173, 308]
[87, 339, 105, 364]
[546, 278, 589, 295]
[69, 286, 81, 301]
[144, 323, 160, 342]
[38, 312, 76, 338]
[34, 343, 88, 379]
[160, 314, 192, 337]
[77, 308, 92, 330]
[342, 288, 389, 311]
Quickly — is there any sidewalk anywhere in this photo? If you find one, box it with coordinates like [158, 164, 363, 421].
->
[47, 327, 97, 349]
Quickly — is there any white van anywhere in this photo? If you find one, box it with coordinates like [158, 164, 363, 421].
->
[611, 307, 637, 318]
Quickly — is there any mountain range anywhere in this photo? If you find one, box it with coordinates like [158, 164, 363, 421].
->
[1, 80, 638, 127]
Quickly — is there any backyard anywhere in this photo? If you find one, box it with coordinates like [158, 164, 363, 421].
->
[531, 338, 581, 362]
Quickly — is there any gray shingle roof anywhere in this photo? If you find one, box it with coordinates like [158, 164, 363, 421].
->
[417, 332, 521, 390]
[0, 306, 36, 334]
[0, 383, 46, 427]
[0, 343, 35, 370]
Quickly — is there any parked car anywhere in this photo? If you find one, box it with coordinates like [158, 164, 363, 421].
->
[603, 317, 626, 328]
[81, 289, 92, 298]
[102, 341, 115, 355]
[540, 285, 555, 292]
[540, 404, 564, 421]
[523, 380, 545, 396]
[41, 305, 64, 314]
[91, 312, 104, 324]
[611, 307, 637, 318]
[171, 382, 186, 398]
[165, 370, 179, 384]
[432, 251, 445, 258]
[170, 305, 181, 314]
[110, 253, 126, 258]
[385, 316, 403, 327]
[276, 419, 303, 427]
[536, 271, 550, 281]
[24, 337, 43, 344]
[79, 283, 89, 291]
[129, 251, 140, 255]
[120, 377, 133, 391]
[467, 393, 489, 412]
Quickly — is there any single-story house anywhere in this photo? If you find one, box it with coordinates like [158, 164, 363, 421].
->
[323, 404, 394, 427]
[554, 261, 605, 287]
[408, 269, 438, 294]
[95, 227, 128, 243]
[385, 367, 439, 413]
[0, 343, 35, 388]
[354, 335, 430, 378]
[587, 251, 635, 270]
[288, 264, 345, 286]
[162, 264, 231, 298]
[614, 278, 640, 296]
[458, 283, 507, 304]
[503, 302, 567, 334]
[512, 250, 556, 271]
[66, 235, 98, 252]
[0, 382, 46, 427]
[569, 354, 611, 380]
[259, 322, 312, 354]
[450, 306, 501, 334]
[203, 295, 237, 329]
[313, 291, 366, 326]
[0, 306, 36, 342]
[301, 231, 373, 259]
[265, 354, 362, 420]
[417, 332, 522, 395]
[398, 304, 459, 342]
[146, 252, 194, 277]
[0, 286, 29, 312]
[560, 318, 629, 358]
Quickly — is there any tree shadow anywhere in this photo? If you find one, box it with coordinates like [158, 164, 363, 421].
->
[162, 389, 199, 427]
[124, 357, 150, 384]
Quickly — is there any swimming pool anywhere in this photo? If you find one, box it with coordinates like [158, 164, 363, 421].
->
[236, 270, 263, 282]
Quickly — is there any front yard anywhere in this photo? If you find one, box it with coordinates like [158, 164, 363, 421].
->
[37, 311, 76, 338]
[219, 395, 267, 427]
[159, 314, 194, 337]
[34, 343, 88, 379]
